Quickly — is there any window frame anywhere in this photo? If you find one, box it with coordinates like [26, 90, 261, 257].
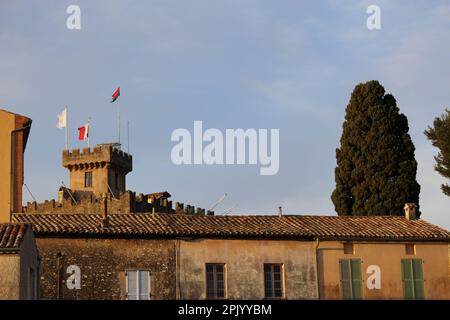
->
[343, 242, 355, 255]
[84, 171, 93, 188]
[205, 263, 227, 299]
[405, 244, 416, 255]
[263, 263, 285, 300]
[125, 270, 151, 300]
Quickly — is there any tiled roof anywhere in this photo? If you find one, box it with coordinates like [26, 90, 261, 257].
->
[11, 213, 450, 241]
[0, 223, 29, 252]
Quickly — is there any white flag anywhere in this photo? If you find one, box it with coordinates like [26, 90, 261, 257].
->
[57, 108, 67, 129]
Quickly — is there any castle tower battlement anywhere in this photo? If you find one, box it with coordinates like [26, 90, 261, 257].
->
[62, 143, 132, 199]
[63, 144, 132, 172]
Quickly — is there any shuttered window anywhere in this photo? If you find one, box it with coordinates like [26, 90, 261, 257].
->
[206, 264, 226, 299]
[401, 259, 424, 300]
[339, 259, 363, 300]
[126, 270, 150, 300]
[264, 264, 284, 299]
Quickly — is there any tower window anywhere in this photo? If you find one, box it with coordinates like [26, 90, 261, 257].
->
[84, 172, 93, 188]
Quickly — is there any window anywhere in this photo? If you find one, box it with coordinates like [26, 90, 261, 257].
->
[206, 264, 226, 299]
[405, 244, 416, 255]
[84, 171, 93, 188]
[339, 259, 363, 300]
[126, 270, 150, 300]
[401, 259, 424, 300]
[344, 243, 354, 255]
[264, 264, 284, 299]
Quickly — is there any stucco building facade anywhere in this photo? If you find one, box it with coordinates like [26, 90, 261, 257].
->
[0, 109, 32, 222]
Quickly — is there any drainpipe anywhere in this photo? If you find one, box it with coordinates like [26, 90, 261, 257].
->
[314, 238, 321, 300]
[10, 122, 32, 221]
[56, 252, 63, 300]
[175, 239, 181, 300]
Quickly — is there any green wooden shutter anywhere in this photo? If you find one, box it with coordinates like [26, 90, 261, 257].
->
[350, 259, 363, 300]
[402, 259, 425, 300]
[402, 259, 414, 300]
[412, 259, 424, 300]
[339, 260, 352, 299]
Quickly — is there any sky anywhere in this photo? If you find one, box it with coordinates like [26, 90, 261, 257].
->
[1, 0, 450, 229]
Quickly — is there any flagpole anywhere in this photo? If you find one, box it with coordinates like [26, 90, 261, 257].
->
[65, 106, 68, 150]
[88, 117, 91, 149]
[118, 96, 121, 146]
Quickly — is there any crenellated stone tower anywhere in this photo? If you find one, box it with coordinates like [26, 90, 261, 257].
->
[62, 143, 132, 200]
[23, 142, 212, 216]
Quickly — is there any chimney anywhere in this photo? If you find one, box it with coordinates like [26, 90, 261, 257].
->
[404, 203, 417, 220]
[278, 206, 283, 217]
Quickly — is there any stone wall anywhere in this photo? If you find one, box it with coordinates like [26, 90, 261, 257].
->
[36, 237, 177, 300]
[23, 190, 212, 216]
[63, 145, 132, 198]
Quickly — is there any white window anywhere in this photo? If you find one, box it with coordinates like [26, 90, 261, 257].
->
[126, 270, 150, 300]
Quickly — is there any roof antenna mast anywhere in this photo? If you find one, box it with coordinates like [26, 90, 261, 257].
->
[209, 193, 227, 212]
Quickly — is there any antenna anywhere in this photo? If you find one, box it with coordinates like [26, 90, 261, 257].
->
[23, 183, 37, 203]
[127, 120, 130, 154]
[209, 193, 227, 212]
[61, 181, 78, 205]
[221, 204, 238, 216]
[107, 184, 117, 200]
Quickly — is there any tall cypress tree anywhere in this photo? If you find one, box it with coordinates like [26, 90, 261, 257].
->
[331, 80, 421, 217]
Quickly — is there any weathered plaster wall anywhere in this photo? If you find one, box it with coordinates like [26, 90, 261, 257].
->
[0, 254, 20, 299]
[178, 239, 318, 300]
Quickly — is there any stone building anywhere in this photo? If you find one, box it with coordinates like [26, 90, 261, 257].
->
[11, 211, 450, 300]
[0, 223, 39, 300]
[23, 144, 211, 216]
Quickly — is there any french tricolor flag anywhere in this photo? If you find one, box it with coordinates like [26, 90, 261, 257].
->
[78, 123, 90, 141]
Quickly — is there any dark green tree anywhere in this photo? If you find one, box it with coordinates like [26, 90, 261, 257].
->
[424, 109, 450, 196]
[331, 80, 421, 217]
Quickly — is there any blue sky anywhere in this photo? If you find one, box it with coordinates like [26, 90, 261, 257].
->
[1, 1, 450, 229]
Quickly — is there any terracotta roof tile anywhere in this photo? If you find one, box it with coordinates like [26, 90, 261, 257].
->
[0, 223, 28, 252]
[10, 214, 450, 241]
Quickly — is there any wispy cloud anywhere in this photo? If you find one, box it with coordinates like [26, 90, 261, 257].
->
[0, 1, 449, 230]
